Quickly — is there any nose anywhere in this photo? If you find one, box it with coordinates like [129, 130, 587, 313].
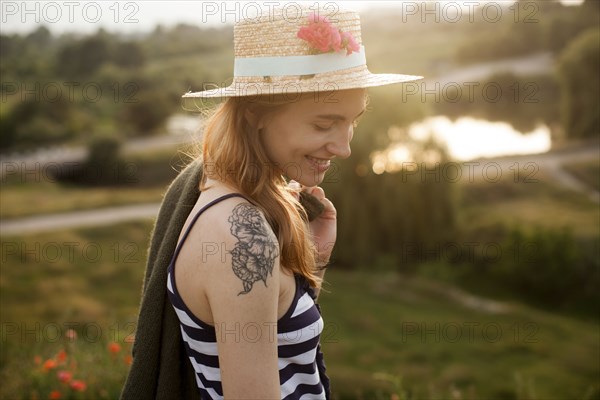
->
[326, 125, 353, 159]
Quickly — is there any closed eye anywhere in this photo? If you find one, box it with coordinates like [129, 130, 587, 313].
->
[313, 124, 333, 132]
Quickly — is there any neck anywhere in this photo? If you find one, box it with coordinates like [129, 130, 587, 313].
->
[202, 176, 238, 193]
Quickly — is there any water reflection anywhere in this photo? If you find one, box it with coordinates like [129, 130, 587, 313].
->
[371, 116, 552, 174]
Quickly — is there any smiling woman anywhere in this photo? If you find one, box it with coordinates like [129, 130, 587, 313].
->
[217, 89, 367, 188]
[121, 4, 422, 400]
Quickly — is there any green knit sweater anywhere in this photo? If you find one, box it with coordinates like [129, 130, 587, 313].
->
[121, 159, 203, 400]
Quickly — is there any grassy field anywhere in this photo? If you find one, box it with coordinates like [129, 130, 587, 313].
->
[0, 182, 166, 219]
[1, 222, 598, 399]
[456, 165, 600, 239]
[0, 221, 151, 399]
[320, 270, 599, 400]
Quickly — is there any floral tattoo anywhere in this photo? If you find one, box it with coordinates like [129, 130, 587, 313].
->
[228, 203, 279, 295]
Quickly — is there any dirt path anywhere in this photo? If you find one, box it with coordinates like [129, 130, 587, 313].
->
[0, 126, 199, 179]
[1, 142, 597, 236]
[0, 203, 161, 236]
[466, 140, 599, 203]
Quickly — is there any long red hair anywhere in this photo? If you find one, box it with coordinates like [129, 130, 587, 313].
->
[198, 95, 321, 289]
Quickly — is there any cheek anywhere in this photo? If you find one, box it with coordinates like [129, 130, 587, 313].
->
[265, 124, 307, 153]
[261, 124, 294, 162]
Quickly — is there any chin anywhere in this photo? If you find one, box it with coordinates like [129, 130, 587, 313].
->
[290, 156, 329, 187]
[296, 170, 325, 187]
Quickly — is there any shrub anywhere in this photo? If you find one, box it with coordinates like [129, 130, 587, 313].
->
[489, 225, 600, 313]
[324, 161, 458, 272]
[50, 136, 136, 186]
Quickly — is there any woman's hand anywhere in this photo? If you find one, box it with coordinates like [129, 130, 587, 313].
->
[290, 181, 337, 265]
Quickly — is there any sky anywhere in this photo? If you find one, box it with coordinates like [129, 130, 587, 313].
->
[0, 0, 585, 35]
[0, 1, 367, 34]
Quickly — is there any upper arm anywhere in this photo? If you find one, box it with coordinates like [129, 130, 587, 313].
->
[203, 200, 281, 399]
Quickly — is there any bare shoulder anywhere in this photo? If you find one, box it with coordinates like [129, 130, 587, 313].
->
[197, 196, 282, 398]
[192, 196, 280, 298]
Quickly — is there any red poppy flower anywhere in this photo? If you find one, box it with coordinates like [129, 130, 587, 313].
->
[108, 342, 122, 354]
[43, 359, 57, 372]
[49, 390, 62, 399]
[70, 380, 87, 392]
[57, 370, 72, 383]
[56, 350, 67, 363]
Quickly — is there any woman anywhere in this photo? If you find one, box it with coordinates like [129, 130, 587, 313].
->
[121, 4, 422, 400]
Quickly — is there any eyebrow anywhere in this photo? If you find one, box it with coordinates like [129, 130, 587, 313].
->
[315, 108, 366, 122]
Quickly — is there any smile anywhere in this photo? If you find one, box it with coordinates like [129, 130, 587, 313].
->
[305, 156, 331, 172]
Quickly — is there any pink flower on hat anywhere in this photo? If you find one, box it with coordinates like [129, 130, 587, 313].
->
[340, 31, 360, 55]
[297, 12, 359, 55]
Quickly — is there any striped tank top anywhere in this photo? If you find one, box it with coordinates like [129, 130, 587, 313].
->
[166, 193, 330, 399]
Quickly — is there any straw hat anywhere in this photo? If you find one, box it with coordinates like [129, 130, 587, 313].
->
[182, 4, 423, 98]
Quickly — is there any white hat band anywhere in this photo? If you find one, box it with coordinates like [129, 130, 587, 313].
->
[234, 45, 366, 77]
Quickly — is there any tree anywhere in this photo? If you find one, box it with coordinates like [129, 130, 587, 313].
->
[113, 41, 146, 69]
[556, 28, 600, 139]
[0, 97, 75, 151]
[119, 89, 173, 135]
[26, 26, 52, 49]
[57, 32, 111, 78]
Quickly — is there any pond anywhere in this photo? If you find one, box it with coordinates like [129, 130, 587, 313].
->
[371, 116, 551, 174]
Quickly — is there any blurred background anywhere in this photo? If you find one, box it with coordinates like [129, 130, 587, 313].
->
[1, 1, 598, 399]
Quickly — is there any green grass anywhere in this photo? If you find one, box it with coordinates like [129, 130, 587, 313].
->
[0, 181, 167, 219]
[319, 270, 599, 400]
[456, 166, 600, 239]
[1, 223, 598, 399]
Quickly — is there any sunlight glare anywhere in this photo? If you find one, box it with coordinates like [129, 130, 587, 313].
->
[408, 116, 551, 161]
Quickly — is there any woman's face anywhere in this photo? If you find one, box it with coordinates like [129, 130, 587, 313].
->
[257, 88, 367, 187]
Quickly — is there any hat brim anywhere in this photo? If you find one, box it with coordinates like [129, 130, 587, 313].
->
[182, 70, 424, 98]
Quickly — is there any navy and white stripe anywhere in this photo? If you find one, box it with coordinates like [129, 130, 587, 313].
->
[166, 193, 328, 399]
[168, 270, 326, 399]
